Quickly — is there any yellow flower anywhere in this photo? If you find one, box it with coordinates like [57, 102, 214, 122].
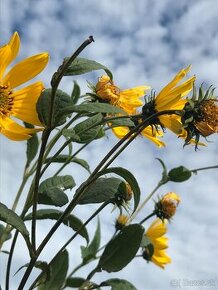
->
[115, 214, 129, 230]
[96, 75, 149, 115]
[155, 192, 181, 220]
[0, 32, 49, 141]
[142, 66, 196, 135]
[143, 218, 171, 269]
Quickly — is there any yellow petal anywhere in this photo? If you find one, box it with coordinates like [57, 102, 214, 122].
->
[141, 127, 165, 148]
[3, 52, 49, 89]
[0, 32, 20, 79]
[146, 219, 167, 238]
[112, 126, 130, 139]
[159, 115, 183, 134]
[156, 66, 191, 103]
[12, 82, 44, 126]
[0, 117, 41, 141]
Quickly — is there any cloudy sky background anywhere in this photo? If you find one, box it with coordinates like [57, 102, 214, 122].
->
[0, 0, 218, 289]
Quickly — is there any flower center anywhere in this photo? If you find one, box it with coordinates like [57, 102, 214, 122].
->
[0, 85, 14, 117]
[199, 100, 218, 128]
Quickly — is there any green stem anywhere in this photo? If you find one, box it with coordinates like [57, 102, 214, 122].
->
[191, 165, 218, 173]
[29, 201, 110, 290]
[18, 109, 179, 289]
[128, 183, 162, 223]
[139, 212, 156, 224]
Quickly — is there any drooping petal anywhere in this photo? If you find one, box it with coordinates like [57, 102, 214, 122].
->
[146, 219, 167, 238]
[3, 52, 49, 89]
[112, 126, 130, 139]
[0, 117, 41, 141]
[12, 82, 44, 126]
[141, 127, 165, 147]
[0, 32, 20, 79]
[159, 115, 183, 134]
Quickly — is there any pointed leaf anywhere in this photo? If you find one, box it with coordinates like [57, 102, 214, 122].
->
[81, 219, 101, 263]
[0, 224, 11, 242]
[45, 155, 90, 173]
[64, 57, 113, 80]
[77, 177, 123, 204]
[39, 176, 75, 192]
[0, 203, 29, 238]
[38, 250, 68, 290]
[25, 123, 39, 166]
[98, 224, 144, 272]
[24, 209, 89, 243]
[97, 167, 141, 213]
[71, 81, 81, 104]
[101, 279, 137, 290]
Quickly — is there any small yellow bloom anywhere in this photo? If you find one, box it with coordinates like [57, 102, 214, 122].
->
[0, 32, 49, 140]
[115, 214, 129, 230]
[143, 218, 171, 269]
[155, 192, 181, 220]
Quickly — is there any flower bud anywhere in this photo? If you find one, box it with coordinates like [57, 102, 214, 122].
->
[155, 192, 181, 220]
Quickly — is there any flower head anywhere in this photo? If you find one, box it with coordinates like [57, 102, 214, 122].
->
[142, 66, 196, 135]
[155, 192, 181, 220]
[96, 75, 149, 115]
[0, 32, 49, 140]
[143, 218, 171, 269]
[181, 85, 218, 148]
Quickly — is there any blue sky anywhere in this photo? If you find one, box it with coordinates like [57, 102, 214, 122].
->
[0, 1, 218, 289]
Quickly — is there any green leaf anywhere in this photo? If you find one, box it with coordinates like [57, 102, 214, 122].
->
[77, 177, 123, 204]
[65, 277, 86, 288]
[24, 209, 89, 243]
[71, 81, 81, 104]
[38, 176, 75, 207]
[98, 167, 141, 213]
[59, 103, 125, 115]
[45, 155, 90, 173]
[25, 123, 39, 166]
[0, 224, 11, 242]
[101, 279, 137, 290]
[81, 219, 101, 263]
[37, 89, 71, 128]
[168, 166, 192, 182]
[108, 118, 134, 128]
[98, 224, 144, 272]
[64, 57, 113, 80]
[0, 203, 29, 238]
[38, 250, 68, 290]
[73, 113, 103, 143]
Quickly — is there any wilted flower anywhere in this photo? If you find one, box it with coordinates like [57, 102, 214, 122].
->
[155, 192, 181, 220]
[181, 86, 218, 147]
[142, 218, 171, 269]
[0, 32, 49, 140]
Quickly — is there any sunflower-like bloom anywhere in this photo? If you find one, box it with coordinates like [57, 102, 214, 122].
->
[143, 218, 171, 269]
[0, 32, 49, 140]
[142, 66, 196, 135]
[96, 75, 165, 147]
[155, 192, 181, 220]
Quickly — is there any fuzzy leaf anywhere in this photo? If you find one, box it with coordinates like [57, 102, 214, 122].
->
[71, 81, 81, 104]
[25, 123, 39, 166]
[98, 224, 144, 272]
[65, 277, 86, 288]
[77, 177, 123, 204]
[64, 57, 113, 80]
[37, 89, 71, 128]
